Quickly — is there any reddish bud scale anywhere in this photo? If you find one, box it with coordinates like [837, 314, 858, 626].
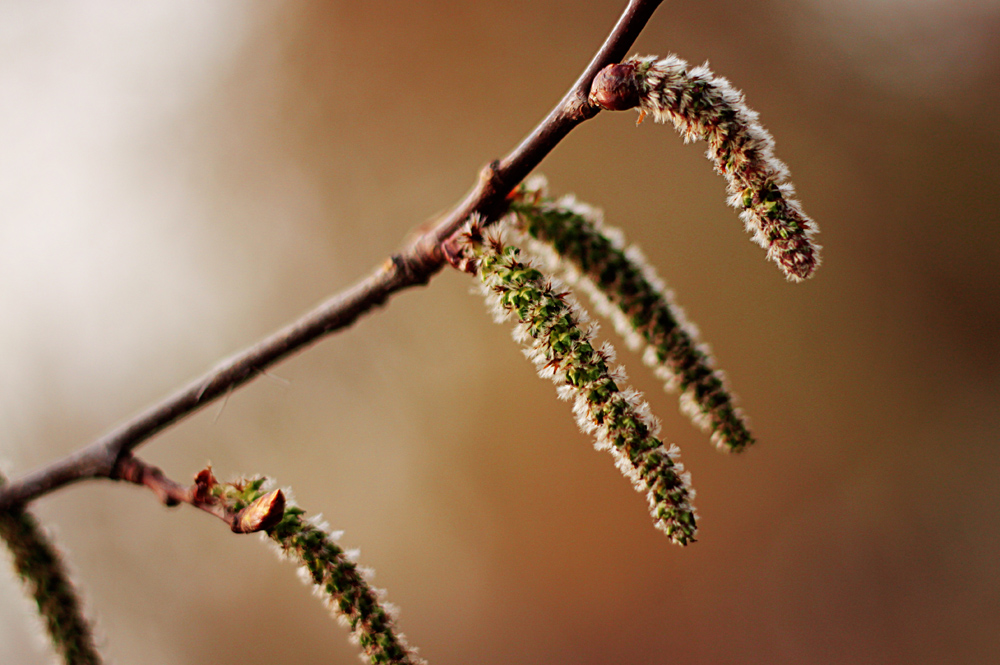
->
[233, 489, 286, 533]
[589, 63, 643, 111]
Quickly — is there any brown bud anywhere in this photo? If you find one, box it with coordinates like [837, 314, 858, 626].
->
[232, 489, 285, 533]
[193, 465, 218, 503]
[589, 63, 642, 111]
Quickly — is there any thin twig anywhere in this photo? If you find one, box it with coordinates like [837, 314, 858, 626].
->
[110, 456, 284, 533]
[0, 0, 663, 511]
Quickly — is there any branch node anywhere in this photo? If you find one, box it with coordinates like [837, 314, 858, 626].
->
[479, 159, 502, 191]
[109, 454, 144, 485]
[390, 252, 432, 288]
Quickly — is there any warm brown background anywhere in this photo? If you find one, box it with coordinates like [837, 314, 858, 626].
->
[2, 1, 998, 664]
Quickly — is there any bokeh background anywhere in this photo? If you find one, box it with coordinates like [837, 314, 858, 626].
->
[2, 1, 998, 663]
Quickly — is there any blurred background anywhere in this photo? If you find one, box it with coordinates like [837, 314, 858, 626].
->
[2, 1, 998, 663]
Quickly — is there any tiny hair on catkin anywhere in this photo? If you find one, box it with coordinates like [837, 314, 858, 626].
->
[509, 177, 753, 452]
[590, 55, 820, 281]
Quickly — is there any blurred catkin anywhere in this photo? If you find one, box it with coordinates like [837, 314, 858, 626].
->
[0, 475, 102, 665]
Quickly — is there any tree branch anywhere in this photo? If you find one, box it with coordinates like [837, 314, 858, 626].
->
[0, 0, 662, 511]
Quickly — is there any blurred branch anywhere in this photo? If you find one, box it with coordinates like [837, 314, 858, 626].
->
[0, 0, 662, 511]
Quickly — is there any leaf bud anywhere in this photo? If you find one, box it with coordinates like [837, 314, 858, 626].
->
[589, 62, 642, 111]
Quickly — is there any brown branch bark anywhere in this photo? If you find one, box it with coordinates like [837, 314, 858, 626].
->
[0, 0, 663, 511]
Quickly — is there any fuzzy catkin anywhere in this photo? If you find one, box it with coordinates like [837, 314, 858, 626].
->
[628, 54, 820, 281]
[222, 479, 424, 665]
[464, 224, 698, 544]
[0, 476, 102, 665]
[510, 184, 753, 452]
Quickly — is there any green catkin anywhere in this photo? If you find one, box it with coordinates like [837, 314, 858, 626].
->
[509, 184, 753, 453]
[463, 223, 697, 544]
[0, 476, 103, 665]
[220, 479, 424, 665]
